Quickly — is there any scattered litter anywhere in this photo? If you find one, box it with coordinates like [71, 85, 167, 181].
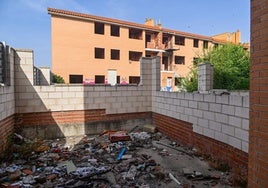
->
[0, 130, 232, 187]
[169, 172, 181, 186]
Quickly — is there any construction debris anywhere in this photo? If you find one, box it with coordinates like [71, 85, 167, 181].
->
[0, 128, 233, 187]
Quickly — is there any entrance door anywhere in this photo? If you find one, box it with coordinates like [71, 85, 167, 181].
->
[167, 77, 172, 92]
[108, 70, 117, 86]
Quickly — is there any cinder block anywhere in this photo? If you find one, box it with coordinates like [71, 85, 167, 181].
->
[235, 128, 249, 142]
[215, 113, 228, 123]
[184, 93, 194, 100]
[20, 93, 34, 99]
[204, 94, 216, 103]
[243, 96, 249, 107]
[242, 141, 248, 153]
[48, 92, 62, 99]
[203, 127, 215, 139]
[203, 111, 215, 121]
[235, 107, 249, 118]
[193, 93, 204, 101]
[198, 102, 209, 110]
[228, 116, 242, 128]
[222, 124, 235, 136]
[193, 109, 203, 118]
[209, 120, 221, 131]
[68, 86, 83, 92]
[62, 92, 75, 98]
[55, 98, 69, 105]
[228, 136, 242, 150]
[214, 131, 228, 144]
[222, 105, 235, 115]
[242, 119, 249, 130]
[193, 124, 203, 134]
[229, 95, 242, 106]
[177, 106, 185, 113]
[184, 108, 193, 116]
[216, 95, 229, 104]
[75, 92, 84, 98]
[189, 116, 198, 124]
[209, 103, 222, 113]
[41, 86, 56, 92]
[69, 98, 83, 104]
[198, 118, 209, 128]
[189, 101, 198, 108]
[180, 114, 189, 122]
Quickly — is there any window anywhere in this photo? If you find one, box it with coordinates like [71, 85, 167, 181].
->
[110, 25, 120, 36]
[193, 39, 199, 48]
[175, 56, 185, 64]
[214, 43, 219, 49]
[94, 22, 104, 34]
[0, 42, 10, 86]
[175, 36, 185, 45]
[111, 49, 120, 60]
[129, 76, 140, 84]
[95, 75, 105, 84]
[95, 48, 105, 59]
[203, 41, 208, 49]
[193, 57, 199, 66]
[175, 77, 184, 86]
[129, 28, 143, 40]
[129, 51, 142, 61]
[117, 76, 120, 84]
[69, 75, 83, 83]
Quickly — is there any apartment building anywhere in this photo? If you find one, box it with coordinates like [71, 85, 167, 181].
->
[48, 8, 243, 90]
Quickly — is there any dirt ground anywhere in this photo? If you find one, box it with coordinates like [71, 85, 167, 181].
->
[0, 128, 234, 188]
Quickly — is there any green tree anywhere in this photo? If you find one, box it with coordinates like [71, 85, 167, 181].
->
[182, 44, 250, 91]
[52, 73, 65, 84]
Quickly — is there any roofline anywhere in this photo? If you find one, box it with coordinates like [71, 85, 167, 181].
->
[47, 7, 221, 42]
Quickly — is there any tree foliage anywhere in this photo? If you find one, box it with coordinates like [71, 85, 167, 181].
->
[52, 73, 65, 84]
[181, 44, 250, 91]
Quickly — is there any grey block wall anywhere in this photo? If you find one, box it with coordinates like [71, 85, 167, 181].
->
[2, 50, 249, 153]
[0, 47, 15, 120]
[152, 91, 249, 152]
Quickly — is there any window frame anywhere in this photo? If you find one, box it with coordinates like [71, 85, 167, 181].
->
[174, 55, 185, 65]
[111, 49, 120, 60]
[94, 22, 105, 35]
[95, 47, 105, 59]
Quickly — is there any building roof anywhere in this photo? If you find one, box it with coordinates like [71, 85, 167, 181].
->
[47, 7, 227, 43]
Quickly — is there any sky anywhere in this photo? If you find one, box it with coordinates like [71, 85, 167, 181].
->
[0, 0, 250, 67]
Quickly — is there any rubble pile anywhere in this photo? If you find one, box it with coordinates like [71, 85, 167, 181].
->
[0, 128, 232, 187]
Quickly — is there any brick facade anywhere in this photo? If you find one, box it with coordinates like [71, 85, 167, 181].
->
[15, 110, 152, 139]
[0, 115, 15, 156]
[248, 0, 268, 187]
[153, 113, 248, 180]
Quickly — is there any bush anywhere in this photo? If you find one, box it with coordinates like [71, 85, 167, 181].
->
[181, 44, 249, 92]
[52, 73, 65, 84]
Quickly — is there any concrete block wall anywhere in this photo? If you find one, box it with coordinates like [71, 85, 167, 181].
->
[152, 91, 249, 152]
[14, 57, 158, 115]
[0, 47, 15, 153]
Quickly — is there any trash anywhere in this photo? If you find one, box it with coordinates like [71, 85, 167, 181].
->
[109, 131, 131, 142]
[129, 132, 151, 140]
[169, 172, 181, 186]
[117, 147, 126, 161]
[58, 160, 77, 174]
[123, 165, 137, 180]
[143, 124, 156, 133]
[0, 129, 232, 187]
[121, 154, 132, 160]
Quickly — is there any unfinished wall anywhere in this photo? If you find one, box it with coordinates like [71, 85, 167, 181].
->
[248, 0, 268, 187]
[15, 56, 159, 138]
[153, 92, 249, 152]
[0, 47, 15, 153]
